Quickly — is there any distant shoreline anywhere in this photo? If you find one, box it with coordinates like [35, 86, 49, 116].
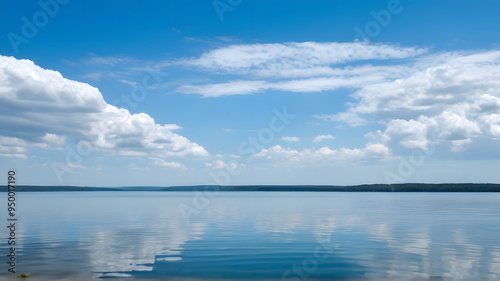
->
[1, 183, 500, 192]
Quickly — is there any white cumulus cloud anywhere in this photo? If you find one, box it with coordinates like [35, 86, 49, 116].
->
[312, 134, 335, 143]
[151, 158, 187, 170]
[351, 51, 500, 152]
[254, 143, 390, 166]
[0, 55, 209, 159]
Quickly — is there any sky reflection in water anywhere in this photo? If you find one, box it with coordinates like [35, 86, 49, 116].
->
[1, 192, 499, 281]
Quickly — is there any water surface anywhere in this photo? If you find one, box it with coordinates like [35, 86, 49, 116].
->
[1, 192, 499, 281]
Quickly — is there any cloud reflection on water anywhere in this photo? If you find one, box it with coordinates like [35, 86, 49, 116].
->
[1, 192, 499, 280]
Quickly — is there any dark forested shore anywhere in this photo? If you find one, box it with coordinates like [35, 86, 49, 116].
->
[1, 183, 500, 192]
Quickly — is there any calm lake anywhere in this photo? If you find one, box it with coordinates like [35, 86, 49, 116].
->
[1, 192, 499, 281]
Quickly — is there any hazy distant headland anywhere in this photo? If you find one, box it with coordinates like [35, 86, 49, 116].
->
[2, 183, 500, 192]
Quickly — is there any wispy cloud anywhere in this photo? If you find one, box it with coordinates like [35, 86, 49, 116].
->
[281, 136, 300, 142]
[86, 53, 139, 66]
[314, 110, 366, 127]
[128, 163, 149, 170]
[175, 41, 426, 98]
[205, 159, 227, 169]
[119, 79, 138, 87]
[182, 41, 426, 76]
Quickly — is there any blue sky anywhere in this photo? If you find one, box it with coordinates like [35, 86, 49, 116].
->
[1, 0, 500, 186]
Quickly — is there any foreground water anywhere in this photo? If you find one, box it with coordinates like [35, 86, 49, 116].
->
[1, 191, 499, 280]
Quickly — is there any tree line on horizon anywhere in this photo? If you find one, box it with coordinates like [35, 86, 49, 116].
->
[1, 183, 499, 192]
